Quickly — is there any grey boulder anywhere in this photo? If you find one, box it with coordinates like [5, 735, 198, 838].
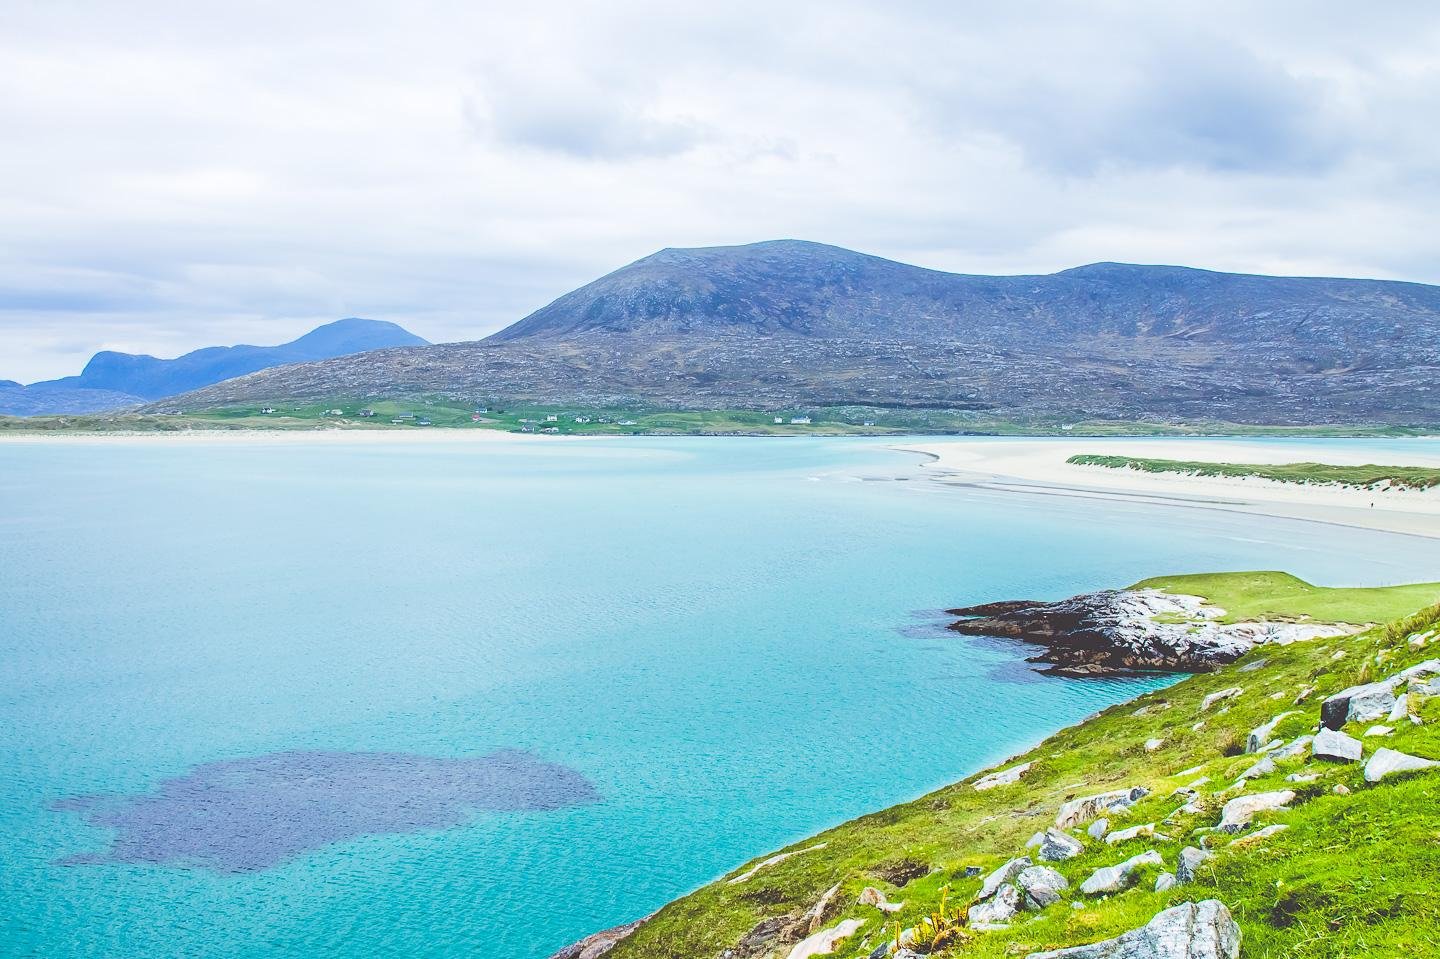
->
[1320, 679, 1399, 729]
[1040, 828, 1086, 861]
[1363, 747, 1439, 783]
[1312, 727, 1362, 762]
[1177, 847, 1214, 883]
[1026, 899, 1240, 959]
[1078, 850, 1164, 895]
[1017, 865, 1070, 909]
[968, 882, 1021, 925]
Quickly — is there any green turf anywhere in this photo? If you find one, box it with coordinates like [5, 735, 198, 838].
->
[1067, 454, 1440, 490]
[602, 587, 1440, 959]
[3, 402, 1438, 437]
[1132, 571, 1440, 626]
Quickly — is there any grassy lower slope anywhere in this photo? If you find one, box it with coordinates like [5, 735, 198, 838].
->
[3, 404, 1437, 437]
[1068, 454, 1440, 491]
[1134, 571, 1440, 626]
[607, 584, 1440, 959]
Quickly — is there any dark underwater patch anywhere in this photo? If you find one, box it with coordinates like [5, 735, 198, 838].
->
[53, 748, 599, 873]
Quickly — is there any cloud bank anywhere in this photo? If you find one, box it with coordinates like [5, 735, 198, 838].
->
[2, 0, 1438, 379]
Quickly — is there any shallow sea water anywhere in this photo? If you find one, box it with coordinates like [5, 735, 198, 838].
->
[3, 435, 1439, 958]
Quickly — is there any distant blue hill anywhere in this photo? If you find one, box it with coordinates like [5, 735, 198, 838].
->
[0, 318, 428, 416]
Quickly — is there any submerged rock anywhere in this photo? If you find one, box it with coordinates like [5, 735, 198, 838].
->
[1026, 899, 1241, 959]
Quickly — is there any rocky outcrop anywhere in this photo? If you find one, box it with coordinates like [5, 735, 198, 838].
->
[785, 918, 864, 959]
[949, 589, 1352, 675]
[1056, 787, 1149, 829]
[1027, 900, 1241, 959]
[547, 916, 649, 959]
[1217, 791, 1295, 833]
[974, 762, 1032, 791]
[968, 883, 1021, 925]
[1017, 866, 1070, 909]
[1039, 828, 1085, 861]
[1321, 680, 1400, 729]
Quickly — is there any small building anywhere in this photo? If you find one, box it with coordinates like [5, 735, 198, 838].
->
[541, 426, 559, 433]
[790, 416, 812, 425]
[358, 409, 375, 418]
[416, 418, 432, 426]
[574, 416, 592, 424]
[618, 420, 637, 426]
[545, 414, 559, 422]
[260, 407, 277, 414]
[773, 417, 783, 424]
[470, 413, 483, 422]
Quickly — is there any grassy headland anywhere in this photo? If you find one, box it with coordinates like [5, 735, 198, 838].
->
[1068, 454, 1440, 491]
[3, 401, 1438, 437]
[1134, 572, 1440, 626]
[598, 573, 1440, 959]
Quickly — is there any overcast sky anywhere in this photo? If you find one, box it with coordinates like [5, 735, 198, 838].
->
[4, 1, 1439, 380]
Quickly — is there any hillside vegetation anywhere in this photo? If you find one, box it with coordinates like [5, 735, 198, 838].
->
[599, 573, 1440, 959]
[1068, 454, 1440, 491]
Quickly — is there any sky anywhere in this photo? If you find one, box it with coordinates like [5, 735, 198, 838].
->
[3, 1, 1440, 381]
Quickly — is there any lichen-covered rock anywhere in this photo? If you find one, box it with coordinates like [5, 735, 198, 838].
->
[968, 883, 1021, 925]
[1026, 899, 1240, 959]
[1177, 846, 1214, 883]
[1217, 790, 1294, 832]
[1040, 828, 1085, 861]
[1087, 818, 1110, 840]
[1017, 865, 1070, 909]
[978, 857, 1032, 900]
[1363, 747, 1440, 783]
[1105, 823, 1158, 844]
[1155, 872, 1177, 891]
[1078, 850, 1164, 894]
[1312, 727, 1362, 762]
[1056, 787, 1149, 829]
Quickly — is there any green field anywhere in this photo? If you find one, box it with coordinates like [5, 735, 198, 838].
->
[1133, 571, 1440, 626]
[1068, 453, 1440, 490]
[598, 576, 1440, 959]
[3, 400, 1439, 438]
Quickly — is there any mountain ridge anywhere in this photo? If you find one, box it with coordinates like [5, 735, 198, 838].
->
[0, 318, 428, 416]
[154, 240, 1440, 425]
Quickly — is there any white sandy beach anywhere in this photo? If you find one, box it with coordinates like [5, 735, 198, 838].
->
[900, 437, 1440, 539]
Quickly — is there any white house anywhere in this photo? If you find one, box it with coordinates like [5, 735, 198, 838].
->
[790, 416, 812, 425]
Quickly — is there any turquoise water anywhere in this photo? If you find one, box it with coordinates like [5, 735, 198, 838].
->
[3, 436, 1440, 958]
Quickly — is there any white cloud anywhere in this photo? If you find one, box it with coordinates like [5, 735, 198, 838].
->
[1, 0, 1439, 379]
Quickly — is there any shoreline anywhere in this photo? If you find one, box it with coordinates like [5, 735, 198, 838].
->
[899, 437, 1440, 540]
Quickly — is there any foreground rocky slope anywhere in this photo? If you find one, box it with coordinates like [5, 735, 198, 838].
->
[162, 242, 1440, 425]
[555, 585, 1440, 959]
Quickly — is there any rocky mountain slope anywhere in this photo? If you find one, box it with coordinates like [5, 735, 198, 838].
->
[553, 575, 1440, 959]
[165, 241, 1440, 425]
[1, 318, 427, 415]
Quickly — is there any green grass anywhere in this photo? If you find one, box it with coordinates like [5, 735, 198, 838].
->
[4, 403, 1439, 437]
[1133, 571, 1440, 626]
[603, 586, 1440, 959]
[1067, 454, 1440, 490]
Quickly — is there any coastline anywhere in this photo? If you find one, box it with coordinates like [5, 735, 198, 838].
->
[900, 437, 1440, 540]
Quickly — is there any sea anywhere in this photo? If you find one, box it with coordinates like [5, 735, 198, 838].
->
[3, 435, 1439, 958]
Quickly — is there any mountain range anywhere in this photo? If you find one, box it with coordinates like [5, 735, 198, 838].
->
[165, 240, 1440, 425]
[0, 319, 428, 415]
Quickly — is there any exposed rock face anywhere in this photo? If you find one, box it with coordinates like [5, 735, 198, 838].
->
[1364, 747, 1440, 782]
[1246, 712, 1298, 753]
[547, 916, 649, 959]
[857, 887, 903, 913]
[1078, 850, 1164, 894]
[948, 590, 1351, 675]
[1027, 900, 1241, 959]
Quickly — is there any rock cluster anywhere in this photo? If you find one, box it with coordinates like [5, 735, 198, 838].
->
[948, 590, 1352, 675]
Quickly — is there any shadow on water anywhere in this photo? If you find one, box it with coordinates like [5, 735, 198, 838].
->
[52, 748, 599, 873]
